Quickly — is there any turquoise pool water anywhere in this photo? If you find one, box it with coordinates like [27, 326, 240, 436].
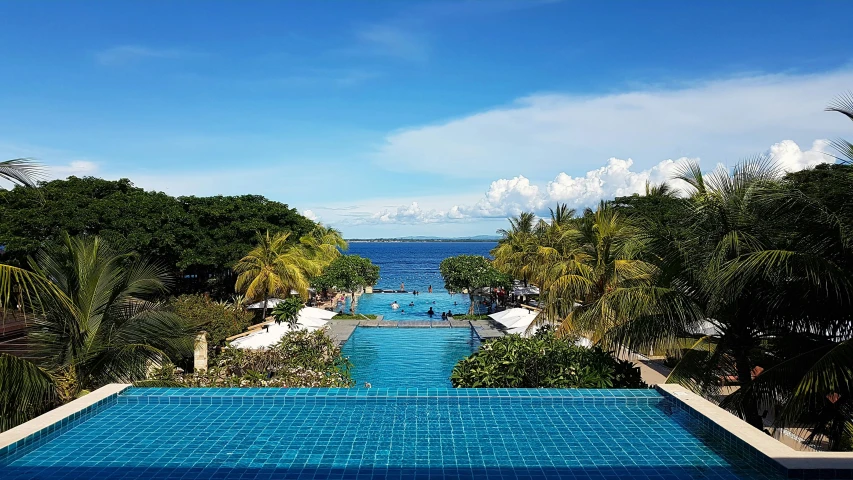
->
[341, 327, 479, 387]
[0, 388, 786, 480]
[352, 291, 485, 320]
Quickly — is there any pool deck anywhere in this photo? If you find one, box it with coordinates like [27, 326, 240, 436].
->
[326, 319, 505, 345]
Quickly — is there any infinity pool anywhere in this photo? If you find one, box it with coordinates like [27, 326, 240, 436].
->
[341, 327, 479, 387]
[0, 388, 784, 480]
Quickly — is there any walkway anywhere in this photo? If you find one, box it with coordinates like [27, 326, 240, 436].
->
[325, 318, 507, 346]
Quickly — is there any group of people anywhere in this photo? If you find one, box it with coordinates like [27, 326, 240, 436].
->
[408, 285, 433, 296]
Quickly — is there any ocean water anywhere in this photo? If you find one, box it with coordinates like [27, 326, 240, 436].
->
[346, 242, 496, 319]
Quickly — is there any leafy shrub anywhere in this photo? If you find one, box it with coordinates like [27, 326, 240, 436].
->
[451, 329, 647, 388]
[170, 294, 252, 354]
[147, 329, 353, 388]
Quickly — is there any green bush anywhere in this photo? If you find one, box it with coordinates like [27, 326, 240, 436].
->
[170, 294, 252, 353]
[451, 328, 646, 388]
[147, 329, 353, 388]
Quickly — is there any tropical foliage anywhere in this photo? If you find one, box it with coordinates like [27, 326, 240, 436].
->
[271, 297, 304, 327]
[439, 255, 511, 314]
[451, 327, 645, 388]
[491, 154, 853, 449]
[233, 230, 319, 319]
[0, 235, 195, 430]
[144, 329, 353, 388]
[312, 255, 380, 295]
[0, 176, 316, 295]
[169, 294, 253, 355]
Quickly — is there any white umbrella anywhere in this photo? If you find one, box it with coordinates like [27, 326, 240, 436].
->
[488, 307, 528, 324]
[231, 307, 329, 349]
[301, 306, 337, 320]
[245, 298, 286, 310]
[489, 308, 537, 328]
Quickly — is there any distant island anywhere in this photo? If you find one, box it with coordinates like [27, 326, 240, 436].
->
[348, 235, 500, 243]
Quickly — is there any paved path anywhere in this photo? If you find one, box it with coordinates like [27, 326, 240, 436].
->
[325, 318, 508, 345]
[325, 321, 358, 346]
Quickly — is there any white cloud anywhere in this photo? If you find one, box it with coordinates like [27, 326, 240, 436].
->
[547, 157, 683, 206]
[374, 70, 853, 178]
[769, 139, 833, 172]
[96, 45, 198, 66]
[47, 160, 99, 178]
[357, 139, 833, 224]
[302, 209, 318, 222]
[372, 202, 447, 224]
[461, 175, 544, 217]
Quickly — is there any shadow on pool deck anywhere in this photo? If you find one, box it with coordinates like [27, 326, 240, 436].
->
[0, 464, 792, 480]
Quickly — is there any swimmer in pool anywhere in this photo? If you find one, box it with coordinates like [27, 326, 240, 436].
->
[391, 301, 399, 309]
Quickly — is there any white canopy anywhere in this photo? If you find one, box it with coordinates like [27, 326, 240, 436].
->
[245, 298, 286, 310]
[512, 285, 540, 296]
[489, 308, 537, 327]
[301, 306, 337, 320]
[230, 307, 331, 349]
[489, 308, 539, 337]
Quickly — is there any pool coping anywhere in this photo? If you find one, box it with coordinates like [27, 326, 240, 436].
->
[0, 383, 131, 457]
[2, 383, 851, 478]
[657, 384, 853, 477]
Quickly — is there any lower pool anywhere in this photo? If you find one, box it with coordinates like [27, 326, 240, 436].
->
[341, 327, 479, 388]
[0, 388, 785, 480]
[352, 291, 485, 320]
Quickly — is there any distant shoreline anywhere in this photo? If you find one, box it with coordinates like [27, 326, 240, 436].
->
[347, 238, 498, 243]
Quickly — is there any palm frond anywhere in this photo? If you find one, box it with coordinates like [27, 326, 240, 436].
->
[0, 158, 44, 188]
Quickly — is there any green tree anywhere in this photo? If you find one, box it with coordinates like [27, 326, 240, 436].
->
[170, 294, 253, 354]
[439, 255, 510, 314]
[0, 234, 194, 430]
[233, 231, 319, 319]
[271, 297, 303, 327]
[0, 177, 316, 296]
[312, 255, 380, 297]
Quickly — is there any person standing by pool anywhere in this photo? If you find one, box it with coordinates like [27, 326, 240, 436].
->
[400, 282, 405, 291]
[428, 285, 432, 293]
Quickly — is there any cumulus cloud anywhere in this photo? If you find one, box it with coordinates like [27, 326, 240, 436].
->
[47, 160, 99, 178]
[374, 70, 853, 178]
[359, 139, 833, 224]
[770, 139, 833, 172]
[302, 209, 318, 221]
[371, 202, 448, 224]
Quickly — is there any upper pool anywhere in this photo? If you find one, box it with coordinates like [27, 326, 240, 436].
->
[0, 388, 786, 480]
[341, 326, 479, 388]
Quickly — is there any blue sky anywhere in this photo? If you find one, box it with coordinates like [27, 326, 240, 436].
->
[2, 1, 852, 237]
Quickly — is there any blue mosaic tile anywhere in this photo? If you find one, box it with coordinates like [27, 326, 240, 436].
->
[0, 388, 795, 480]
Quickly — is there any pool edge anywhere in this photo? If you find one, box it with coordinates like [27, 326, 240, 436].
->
[656, 384, 853, 478]
[0, 383, 131, 459]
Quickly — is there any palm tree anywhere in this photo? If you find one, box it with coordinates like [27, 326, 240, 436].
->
[493, 212, 540, 286]
[826, 92, 853, 164]
[300, 224, 347, 269]
[539, 202, 661, 337]
[0, 234, 194, 430]
[599, 157, 853, 442]
[234, 231, 319, 319]
[0, 158, 42, 188]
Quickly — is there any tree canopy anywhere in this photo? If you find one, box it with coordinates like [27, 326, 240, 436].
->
[0, 176, 316, 295]
[439, 255, 510, 314]
[312, 255, 380, 294]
